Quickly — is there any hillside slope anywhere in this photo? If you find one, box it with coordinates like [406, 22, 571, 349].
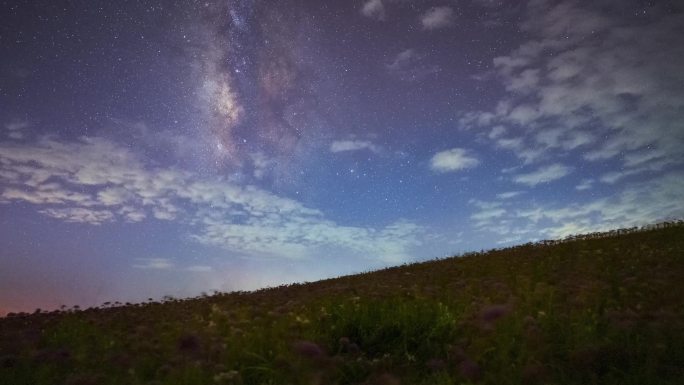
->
[1, 224, 683, 385]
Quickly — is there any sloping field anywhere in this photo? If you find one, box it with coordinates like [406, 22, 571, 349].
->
[1, 223, 683, 385]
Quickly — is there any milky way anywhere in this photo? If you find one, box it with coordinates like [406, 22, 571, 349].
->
[1, 0, 683, 314]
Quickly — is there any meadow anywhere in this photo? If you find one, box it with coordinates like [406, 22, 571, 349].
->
[1, 222, 683, 385]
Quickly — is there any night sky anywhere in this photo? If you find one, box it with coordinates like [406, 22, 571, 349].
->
[1, 0, 683, 314]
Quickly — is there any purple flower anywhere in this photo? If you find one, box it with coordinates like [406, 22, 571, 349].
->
[177, 334, 200, 353]
[426, 358, 446, 371]
[458, 358, 482, 381]
[292, 340, 325, 359]
[480, 304, 511, 323]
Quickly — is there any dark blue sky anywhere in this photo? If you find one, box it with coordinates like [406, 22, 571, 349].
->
[1, 0, 683, 314]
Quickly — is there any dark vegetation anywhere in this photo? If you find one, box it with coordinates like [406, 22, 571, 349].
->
[1, 222, 683, 384]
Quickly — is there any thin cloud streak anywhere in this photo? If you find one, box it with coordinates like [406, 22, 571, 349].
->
[0, 136, 424, 263]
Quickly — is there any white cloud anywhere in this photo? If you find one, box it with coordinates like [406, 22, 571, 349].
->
[387, 49, 440, 82]
[513, 163, 572, 186]
[469, 199, 502, 210]
[472, 0, 503, 8]
[122, 208, 146, 222]
[97, 188, 131, 206]
[488, 125, 506, 139]
[471, 208, 506, 221]
[575, 179, 593, 191]
[151, 199, 178, 220]
[493, 136, 543, 164]
[5, 121, 29, 131]
[534, 128, 594, 151]
[186, 265, 213, 272]
[330, 140, 379, 153]
[468, 173, 684, 242]
[39, 207, 115, 225]
[600, 171, 625, 184]
[599, 159, 669, 185]
[4, 120, 28, 140]
[420, 6, 455, 30]
[0, 136, 424, 263]
[387, 49, 416, 71]
[461, 1, 684, 180]
[132, 258, 174, 270]
[468, 200, 508, 228]
[496, 191, 522, 199]
[194, 216, 423, 263]
[2, 184, 95, 206]
[361, 0, 385, 20]
[132, 259, 213, 272]
[430, 148, 479, 172]
[249, 152, 275, 179]
[522, 173, 684, 238]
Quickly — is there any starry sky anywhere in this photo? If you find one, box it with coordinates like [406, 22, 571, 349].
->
[1, 0, 683, 314]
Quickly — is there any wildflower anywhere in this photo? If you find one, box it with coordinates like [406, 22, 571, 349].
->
[213, 370, 240, 383]
[523, 315, 537, 328]
[374, 373, 401, 385]
[458, 358, 481, 382]
[177, 334, 200, 353]
[33, 348, 71, 364]
[292, 340, 326, 359]
[480, 304, 511, 323]
[156, 364, 173, 377]
[347, 342, 361, 355]
[1, 354, 18, 368]
[522, 361, 546, 383]
[64, 374, 100, 385]
[604, 308, 638, 330]
[426, 358, 446, 371]
[448, 345, 467, 362]
[109, 353, 131, 369]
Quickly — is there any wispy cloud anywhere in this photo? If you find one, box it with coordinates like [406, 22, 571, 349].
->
[387, 49, 416, 71]
[4, 120, 28, 140]
[0, 136, 424, 263]
[461, 1, 684, 182]
[330, 140, 380, 154]
[132, 258, 174, 270]
[387, 49, 440, 82]
[249, 152, 276, 179]
[420, 6, 455, 30]
[513, 163, 572, 186]
[39, 207, 116, 225]
[526, 173, 683, 238]
[186, 265, 213, 272]
[496, 191, 522, 199]
[469, 172, 684, 241]
[430, 148, 479, 172]
[575, 179, 593, 191]
[472, 0, 504, 8]
[471, 208, 506, 221]
[360, 0, 385, 20]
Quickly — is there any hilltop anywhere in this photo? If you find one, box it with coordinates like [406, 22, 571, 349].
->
[1, 223, 683, 384]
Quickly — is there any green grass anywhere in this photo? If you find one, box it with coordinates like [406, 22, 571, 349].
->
[1, 223, 683, 384]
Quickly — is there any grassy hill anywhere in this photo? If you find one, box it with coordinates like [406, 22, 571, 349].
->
[1, 223, 683, 385]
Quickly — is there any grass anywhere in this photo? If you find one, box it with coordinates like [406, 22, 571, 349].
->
[1, 223, 683, 384]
